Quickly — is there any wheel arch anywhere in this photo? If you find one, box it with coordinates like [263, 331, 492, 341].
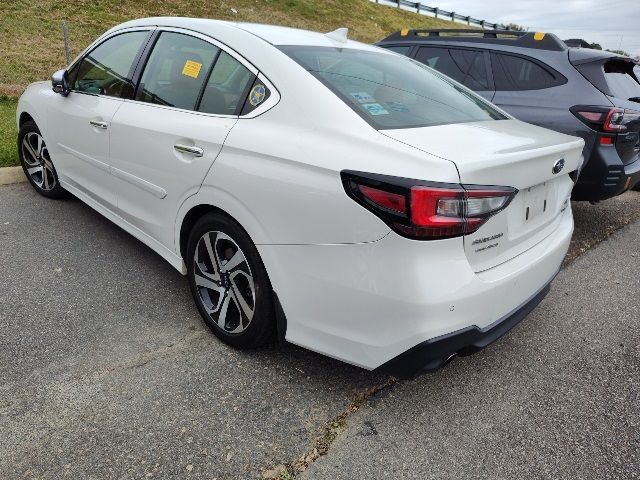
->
[175, 186, 271, 262]
[18, 111, 35, 128]
[178, 204, 223, 260]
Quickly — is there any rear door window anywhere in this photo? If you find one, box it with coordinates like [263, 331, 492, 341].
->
[198, 51, 255, 115]
[413, 47, 490, 91]
[74, 31, 149, 98]
[491, 53, 564, 91]
[136, 32, 219, 110]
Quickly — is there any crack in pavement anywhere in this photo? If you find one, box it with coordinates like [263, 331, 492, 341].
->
[261, 377, 398, 479]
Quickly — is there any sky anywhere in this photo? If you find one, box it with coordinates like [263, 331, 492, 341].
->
[430, 0, 640, 57]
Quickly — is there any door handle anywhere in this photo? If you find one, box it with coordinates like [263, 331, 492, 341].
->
[174, 144, 204, 157]
[89, 120, 108, 129]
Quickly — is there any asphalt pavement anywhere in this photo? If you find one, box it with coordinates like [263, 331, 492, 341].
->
[1, 183, 639, 479]
[304, 211, 640, 479]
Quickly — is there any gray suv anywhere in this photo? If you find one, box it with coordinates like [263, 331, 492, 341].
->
[376, 29, 640, 202]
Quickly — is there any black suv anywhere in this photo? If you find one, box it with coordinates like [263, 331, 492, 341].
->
[377, 29, 640, 201]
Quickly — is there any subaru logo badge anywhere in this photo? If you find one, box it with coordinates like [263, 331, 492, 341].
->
[552, 158, 565, 175]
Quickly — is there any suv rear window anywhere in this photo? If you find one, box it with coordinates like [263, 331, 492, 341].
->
[279, 46, 506, 130]
[491, 53, 564, 91]
[603, 60, 640, 100]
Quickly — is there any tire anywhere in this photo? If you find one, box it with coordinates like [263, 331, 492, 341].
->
[186, 212, 275, 349]
[18, 121, 68, 199]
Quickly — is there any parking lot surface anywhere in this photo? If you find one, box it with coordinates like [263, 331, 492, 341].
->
[1, 183, 639, 479]
[305, 214, 640, 479]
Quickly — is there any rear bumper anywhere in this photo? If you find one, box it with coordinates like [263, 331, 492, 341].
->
[374, 273, 554, 378]
[573, 143, 640, 201]
[258, 208, 573, 372]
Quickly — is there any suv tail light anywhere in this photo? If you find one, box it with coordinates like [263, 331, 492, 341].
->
[571, 106, 640, 133]
[342, 171, 517, 240]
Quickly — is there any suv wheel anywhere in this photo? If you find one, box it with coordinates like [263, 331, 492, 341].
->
[186, 212, 275, 348]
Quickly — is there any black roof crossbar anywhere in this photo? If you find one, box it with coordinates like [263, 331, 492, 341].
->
[378, 29, 567, 52]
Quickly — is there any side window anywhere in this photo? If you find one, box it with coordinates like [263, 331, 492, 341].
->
[199, 51, 255, 115]
[136, 32, 220, 110]
[382, 45, 412, 56]
[74, 31, 149, 98]
[240, 78, 272, 116]
[491, 53, 560, 91]
[414, 47, 490, 91]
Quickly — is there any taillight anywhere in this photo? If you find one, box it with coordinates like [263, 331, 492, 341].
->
[341, 171, 517, 240]
[358, 184, 406, 214]
[571, 106, 640, 133]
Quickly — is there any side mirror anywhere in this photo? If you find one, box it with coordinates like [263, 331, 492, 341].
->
[51, 69, 70, 96]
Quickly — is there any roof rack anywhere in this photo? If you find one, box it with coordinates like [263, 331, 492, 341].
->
[379, 29, 567, 52]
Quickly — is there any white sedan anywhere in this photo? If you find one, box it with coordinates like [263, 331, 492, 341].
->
[16, 18, 584, 377]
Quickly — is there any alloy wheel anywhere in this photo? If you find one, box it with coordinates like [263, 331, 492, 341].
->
[193, 231, 256, 334]
[21, 132, 56, 191]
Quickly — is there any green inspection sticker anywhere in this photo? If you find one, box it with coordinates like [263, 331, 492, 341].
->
[363, 103, 389, 116]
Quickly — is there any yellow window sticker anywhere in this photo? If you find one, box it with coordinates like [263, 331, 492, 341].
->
[182, 60, 203, 79]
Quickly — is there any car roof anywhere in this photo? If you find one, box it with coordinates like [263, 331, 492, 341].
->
[108, 17, 381, 51]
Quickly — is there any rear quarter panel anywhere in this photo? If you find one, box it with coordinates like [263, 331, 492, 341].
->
[188, 110, 460, 246]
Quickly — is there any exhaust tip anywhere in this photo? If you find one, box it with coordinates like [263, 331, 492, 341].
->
[442, 353, 457, 367]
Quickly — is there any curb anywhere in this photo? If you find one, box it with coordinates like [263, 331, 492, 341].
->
[0, 166, 27, 186]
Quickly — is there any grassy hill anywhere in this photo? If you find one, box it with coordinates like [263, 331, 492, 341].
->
[0, 0, 461, 166]
[0, 0, 460, 97]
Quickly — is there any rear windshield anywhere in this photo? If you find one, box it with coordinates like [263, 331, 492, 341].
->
[279, 46, 507, 130]
[603, 60, 640, 100]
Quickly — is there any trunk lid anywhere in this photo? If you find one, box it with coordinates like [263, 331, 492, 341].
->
[382, 119, 584, 271]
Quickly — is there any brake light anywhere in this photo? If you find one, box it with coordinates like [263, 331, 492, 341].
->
[603, 108, 627, 132]
[358, 184, 406, 214]
[342, 171, 517, 240]
[571, 106, 640, 133]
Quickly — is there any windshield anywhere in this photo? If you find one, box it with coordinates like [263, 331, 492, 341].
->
[279, 46, 507, 130]
[604, 60, 640, 100]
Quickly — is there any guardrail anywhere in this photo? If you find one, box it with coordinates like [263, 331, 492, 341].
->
[371, 0, 510, 30]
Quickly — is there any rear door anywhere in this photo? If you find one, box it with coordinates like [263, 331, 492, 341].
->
[108, 29, 257, 249]
[490, 52, 569, 131]
[50, 29, 151, 207]
[413, 46, 495, 101]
